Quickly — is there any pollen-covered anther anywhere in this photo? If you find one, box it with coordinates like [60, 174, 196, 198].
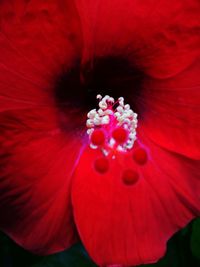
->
[86, 94, 138, 155]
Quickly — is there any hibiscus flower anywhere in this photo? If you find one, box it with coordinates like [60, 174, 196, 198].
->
[0, 0, 200, 266]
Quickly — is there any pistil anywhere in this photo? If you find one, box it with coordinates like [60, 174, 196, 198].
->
[86, 94, 138, 156]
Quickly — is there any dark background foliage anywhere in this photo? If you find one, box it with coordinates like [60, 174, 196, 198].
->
[1, 218, 200, 267]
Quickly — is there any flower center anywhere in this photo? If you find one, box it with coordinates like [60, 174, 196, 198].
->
[86, 95, 138, 157]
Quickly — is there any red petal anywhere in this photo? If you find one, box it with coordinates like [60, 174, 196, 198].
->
[0, 0, 83, 254]
[140, 59, 200, 159]
[0, 106, 85, 254]
[0, 0, 82, 112]
[76, 0, 200, 78]
[72, 134, 200, 266]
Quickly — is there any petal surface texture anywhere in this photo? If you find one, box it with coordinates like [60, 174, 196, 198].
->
[141, 60, 200, 160]
[0, 0, 83, 254]
[76, 0, 200, 77]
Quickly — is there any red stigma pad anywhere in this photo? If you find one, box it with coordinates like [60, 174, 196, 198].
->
[94, 157, 109, 174]
[112, 127, 128, 144]
[133, 148, 148, 165]
[91, 129, 105, 146]
[122, 169, 139, 185]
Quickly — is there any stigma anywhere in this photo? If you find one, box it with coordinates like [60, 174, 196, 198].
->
[86, 94, 138, 157]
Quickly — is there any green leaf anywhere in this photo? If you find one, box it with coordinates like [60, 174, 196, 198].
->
[30, 244, 97, 267]
[190, 217, 200, 259]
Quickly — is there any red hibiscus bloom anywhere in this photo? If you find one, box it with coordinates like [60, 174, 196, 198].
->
[0, 1, 200, 266]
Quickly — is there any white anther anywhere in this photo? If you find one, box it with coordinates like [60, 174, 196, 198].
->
[117, 146, 124, 152]
[124, 110, 133, 117]
[97, 94, 102, 100]
[94, 117, 101, 125]
[124, 118, 131, 125]
[118, 97, 124, 102]
[109, 138, 116, 148]
[101, 115, 110, 125]
[104, 109, 113, 115]
[126, 140, 133, 147]
[129, 132, 136, 139]
[108, 97, 114, 103]
[116, 106, 124, 113]
[104, 95, 110, 100]
[117, 116, 124, 123]
[123, 124, 129, 130]
[99, 101, 107, 110]
[98, 109, 104, 116]
[94, 113, 100, 118]
[130, 120, 137, 127]
[126, 144, 133, 150]
[87, 109, 97, 119]
[101, 148, 109, 157]
[87, 129, 94, 135]
[90, 143, 98, 149]
[86, 119, 94, 128]
[114, 111, 121, 118]
[127, 110, 135, 118]
[124, 104, 130, 110]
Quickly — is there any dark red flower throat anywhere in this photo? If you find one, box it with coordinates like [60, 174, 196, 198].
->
[54, 56, 145, 130]
[54, 56, 148, 182]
